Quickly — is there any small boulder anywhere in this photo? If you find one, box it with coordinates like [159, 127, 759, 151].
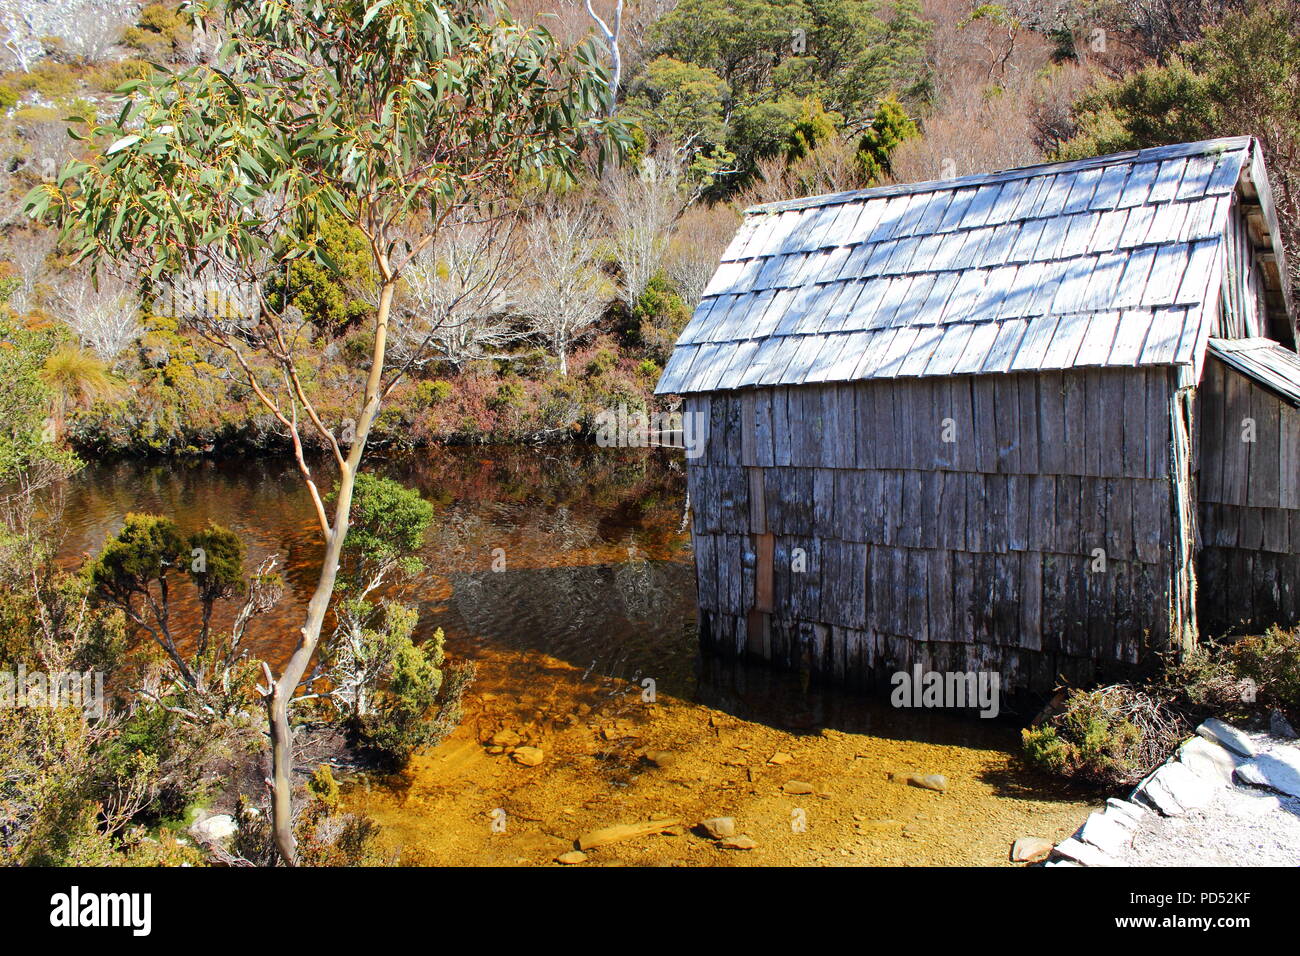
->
[699, 817, 736, 839]
[556, 850, 587, 865]
[1178, 735, 1245, 784]
[1051, 837, 1118, 867]
[1235, 747, 1300, 798]
[490, 729, 522, 749]
[190, 813, 237, 844]
[767, 752, 794, 766]
[511, 746, 544, 767]
[1010, 837, 1053, 863]
[1270, 710, 1298, 740]
[1196, 718, 1257, 758]
[1079, 811, 1132, 856]
[782, 780, 814, 795]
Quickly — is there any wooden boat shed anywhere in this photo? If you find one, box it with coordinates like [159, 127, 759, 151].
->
[656, 137, 1299, 692]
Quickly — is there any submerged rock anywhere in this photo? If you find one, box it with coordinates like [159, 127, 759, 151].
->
[782, 780, 814, 795]
[891, 772, 948, 792]
[576, 819, 680, 850]
[490, 729, 522, 749]
[556, 850, 587, 864]
[699, 817, 736, 839]
[720, 835, 756, 850]
[511, 746, 544, 767]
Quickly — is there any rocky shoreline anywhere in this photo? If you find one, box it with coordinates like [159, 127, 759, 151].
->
[1041, 716, 1300, 867]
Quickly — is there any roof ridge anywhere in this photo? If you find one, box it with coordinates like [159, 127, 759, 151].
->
[745, 136, 1254, 216]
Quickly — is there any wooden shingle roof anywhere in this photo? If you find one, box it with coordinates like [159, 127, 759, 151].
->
[657, 137, 1278, 395]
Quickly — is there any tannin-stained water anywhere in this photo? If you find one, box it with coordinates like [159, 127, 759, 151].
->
[54, 446, 1097, 865]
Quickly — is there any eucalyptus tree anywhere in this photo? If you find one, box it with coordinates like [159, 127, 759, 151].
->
[28, 0, 627, 864]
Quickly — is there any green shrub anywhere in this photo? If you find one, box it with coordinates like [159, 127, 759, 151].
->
[414, 379, 453, 406]
[1022, 685, 1179, 788]
[487, 378, 526, 413]
[354, 625, 476, 770]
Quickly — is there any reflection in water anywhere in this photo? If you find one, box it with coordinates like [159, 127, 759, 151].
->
[56, 447, 698, 689]
[55, 445, 1037, 750]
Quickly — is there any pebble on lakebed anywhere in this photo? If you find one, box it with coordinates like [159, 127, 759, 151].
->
[890, 772, 948, 792]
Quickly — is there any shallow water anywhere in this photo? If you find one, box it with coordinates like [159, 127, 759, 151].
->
[54, 445, 1095, 864]
[57, 445, 1036, 737]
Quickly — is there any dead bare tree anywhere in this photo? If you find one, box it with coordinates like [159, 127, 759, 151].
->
[518, 202, 610, 376]
[56, 276, 142, 364]
[603, 152, 685, 311]
[0, 229, 54, 314]
[391, 213, 521, 372]
[665, 202, 740, 308]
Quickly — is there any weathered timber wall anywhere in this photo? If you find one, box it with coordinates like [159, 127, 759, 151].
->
[685, 367, 1186, 693]
[1196, 356, 1300, 634]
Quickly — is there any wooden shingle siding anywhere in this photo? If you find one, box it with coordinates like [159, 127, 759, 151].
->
[1196, 355, 1300, 634]
[684, 368, 1182, 692]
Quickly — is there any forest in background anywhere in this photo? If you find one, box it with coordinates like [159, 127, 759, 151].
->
[1, 0, 1297, 456]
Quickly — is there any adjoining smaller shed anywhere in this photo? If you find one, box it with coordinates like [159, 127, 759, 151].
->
[657, 136, 1299, 694]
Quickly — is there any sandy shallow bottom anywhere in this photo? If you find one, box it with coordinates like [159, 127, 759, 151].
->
[342, 649, 1098, 867]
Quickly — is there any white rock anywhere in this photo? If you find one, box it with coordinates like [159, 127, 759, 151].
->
[1196, 718, 1258, 758]
[1178, 735, 1245, 784]
[190, 813, 237, 843]
[1153, 761, 1217, 812]
[1138, 773, 1185, 817]
[1104, 798, 1146, 827]
[1235, 747, 1300, 798]
[1052, 837, 1120, 867]
[1079, 811, 1132, 855]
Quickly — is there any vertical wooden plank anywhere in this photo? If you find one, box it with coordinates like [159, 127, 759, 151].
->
[773, 387, 792, 467]
[1121, 370, 1149, 479]
[994, 374, 1021, 473]
[1017, 374, 1040, 474]
[855, 384, 877, 470]
[1019, 551, 1043, 651]
[972, 376, 998, 474]
[949, 377, 974, 472]
[1038, 371, 1065, 474]
[1056, 474, 1081, 557]
[1029, 474, 1057, 552]
[1249, 379, 1281, 509]
[740, 391, 757, 467]
[1061, 371, 1086, 476]
[907, 549, 929, 642]
[986, 473, 1009, 552]
[928, 548, 954, 643]
[965, 473, 986, 552]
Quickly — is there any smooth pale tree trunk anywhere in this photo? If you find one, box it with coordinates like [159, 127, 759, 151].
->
[268, 278, 397, 865]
